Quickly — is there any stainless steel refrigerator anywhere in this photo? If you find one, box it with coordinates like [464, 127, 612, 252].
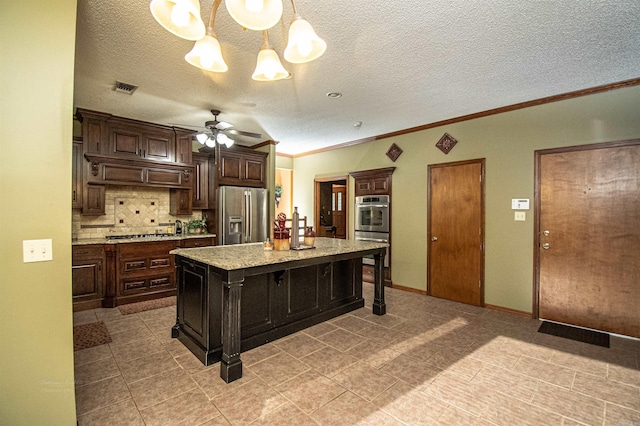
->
[218, 186, 269, 245]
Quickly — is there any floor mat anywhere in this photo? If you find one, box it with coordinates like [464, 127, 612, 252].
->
[538, 321, 610, 348]
[118, 296, 176, 315]
[73, 321, 112, 351]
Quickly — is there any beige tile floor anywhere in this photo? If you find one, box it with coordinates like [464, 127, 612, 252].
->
[74, 283, 640, 425]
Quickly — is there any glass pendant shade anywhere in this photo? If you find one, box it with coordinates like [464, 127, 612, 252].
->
[205, 137, 216, 147]
[185, 34, 228, 72]
[224, 0, 283, 30]
[216, 133, 234, 147]
[284, 15, 327, 63]
[252, 48, 290, 81]
[150, 0, 206, 40]
[195, 133, 208, 143]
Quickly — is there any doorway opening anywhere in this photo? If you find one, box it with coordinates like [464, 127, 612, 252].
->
[314, 176, 348, 239]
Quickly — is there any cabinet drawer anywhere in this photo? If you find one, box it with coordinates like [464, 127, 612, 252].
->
[73, 245, 104, 258]
[180, 237, 214, 248]
[121, 274, 175, 294]
[150, 257, 171, 269]
[150, 276, 172, 287]
[123, 279, 146, 291]
[123, 259, 147, 272]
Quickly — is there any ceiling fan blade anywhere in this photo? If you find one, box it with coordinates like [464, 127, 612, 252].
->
[215, 121, 233, 130]
[225, 129, 262, 138]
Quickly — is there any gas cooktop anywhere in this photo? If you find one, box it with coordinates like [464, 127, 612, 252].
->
[105, 233, 175, 240]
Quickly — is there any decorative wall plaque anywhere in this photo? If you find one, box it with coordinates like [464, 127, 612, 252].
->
[386, 143, 403, 162]
[435, 133, 458, 154]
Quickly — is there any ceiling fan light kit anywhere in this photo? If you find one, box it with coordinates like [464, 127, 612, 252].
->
[150, 0, 326, 81]
[187, 110, 259, 149]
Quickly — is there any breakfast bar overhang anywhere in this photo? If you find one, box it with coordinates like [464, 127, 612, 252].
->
[170, 238, 388, 383]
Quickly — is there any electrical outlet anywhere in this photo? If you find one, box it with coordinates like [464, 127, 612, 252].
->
[22, 239, 53, 263]
[514, 211, 526, 221]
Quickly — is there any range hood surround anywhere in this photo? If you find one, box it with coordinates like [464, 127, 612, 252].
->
[84, 154, 195, 189]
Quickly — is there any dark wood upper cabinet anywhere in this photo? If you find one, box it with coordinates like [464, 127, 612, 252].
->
[108, 119, 175, 163]
[72, 139, 83, 209]
[350, 167, 395, 196]
[175, 130, 194, 165]
[192, 152, 210, 209]
[76, 109, 190, 165]
[217, 147, 267, 188]
[170, 188, 192, 215]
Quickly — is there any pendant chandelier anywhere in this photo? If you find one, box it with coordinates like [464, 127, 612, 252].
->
[150, 0, 327, 81]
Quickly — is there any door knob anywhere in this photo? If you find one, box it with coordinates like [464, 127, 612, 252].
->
[542, 243, 550, 249]
[543, 230, 550, 236]
[431, 236, 438, 241]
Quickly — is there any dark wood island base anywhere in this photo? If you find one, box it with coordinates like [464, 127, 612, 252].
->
[171, 238, 387, 383]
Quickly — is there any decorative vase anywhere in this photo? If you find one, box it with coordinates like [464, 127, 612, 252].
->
[304, 226, 316, 247]
[274, 228, 290, 251]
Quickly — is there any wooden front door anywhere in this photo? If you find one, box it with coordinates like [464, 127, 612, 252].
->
[332, 184, 346, 239]
[536, 141, 640, 338]
[428, 159, 485, 306]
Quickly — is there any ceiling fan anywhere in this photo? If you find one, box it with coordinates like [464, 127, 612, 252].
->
[179, 110, 262, 149]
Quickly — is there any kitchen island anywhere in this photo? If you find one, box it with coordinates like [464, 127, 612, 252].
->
[170, 238, 388, 383]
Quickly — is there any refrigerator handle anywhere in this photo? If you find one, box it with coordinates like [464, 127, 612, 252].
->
[246, 190, 252, 243]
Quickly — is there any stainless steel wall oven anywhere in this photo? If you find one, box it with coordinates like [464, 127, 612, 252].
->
[354, 195, 389, 233]
[354, 195, 390, 267]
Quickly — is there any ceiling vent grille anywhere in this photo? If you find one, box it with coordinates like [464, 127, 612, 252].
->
[114, 81, 138, 95]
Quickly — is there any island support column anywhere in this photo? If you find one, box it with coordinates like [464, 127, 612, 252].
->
[373, 250, 386, 315]
[221, 269, 244, 383]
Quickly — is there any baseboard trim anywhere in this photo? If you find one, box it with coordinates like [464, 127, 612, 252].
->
[385, 284, 531, 317]
[485, 304, 532, 318]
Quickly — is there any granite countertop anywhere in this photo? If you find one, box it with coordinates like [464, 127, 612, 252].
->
[73, 233, 216, 245]
[170, 237, 388, 271]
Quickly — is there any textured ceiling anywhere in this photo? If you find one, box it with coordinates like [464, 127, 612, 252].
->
[73, 1, 640, 155]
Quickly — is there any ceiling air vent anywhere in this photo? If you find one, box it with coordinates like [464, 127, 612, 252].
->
[114, 81, 138, 95]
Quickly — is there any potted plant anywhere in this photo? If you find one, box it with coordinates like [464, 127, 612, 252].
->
[274, 184, 282, 207]
[186, 219, 206, 234]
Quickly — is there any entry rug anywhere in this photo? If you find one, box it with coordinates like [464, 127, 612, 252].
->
[118, 296, 176, 315]
[538, 321, 610, 348]
[73, 321, 112, 351]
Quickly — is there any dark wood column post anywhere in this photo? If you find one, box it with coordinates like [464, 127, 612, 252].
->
[220, 269, 244, 383]
[372, 249, 386, 315]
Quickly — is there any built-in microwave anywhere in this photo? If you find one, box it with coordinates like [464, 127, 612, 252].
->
[355, 195, 390, 233]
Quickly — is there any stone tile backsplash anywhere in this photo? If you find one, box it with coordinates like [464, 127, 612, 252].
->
[72, 185, 204, 240]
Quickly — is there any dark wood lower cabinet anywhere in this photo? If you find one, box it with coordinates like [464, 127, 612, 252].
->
[72, 237, 215, 310]
[72, 245, 106, 311]
[116, 240, 176, 305]
[174, 258, 363, 366]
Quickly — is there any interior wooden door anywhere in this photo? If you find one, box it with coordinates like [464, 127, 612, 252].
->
[332, 184, 346, 239]
[428, 159, 484, 306]
[536, 141, 640, 338]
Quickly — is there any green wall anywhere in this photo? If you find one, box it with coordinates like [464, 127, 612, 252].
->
[291, 85, 640, 313]
[0, 1, 78, 424]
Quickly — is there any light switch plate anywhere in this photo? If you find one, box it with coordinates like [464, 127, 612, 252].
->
[23, 239, 53, 263]
[514, 211, 526, 221]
